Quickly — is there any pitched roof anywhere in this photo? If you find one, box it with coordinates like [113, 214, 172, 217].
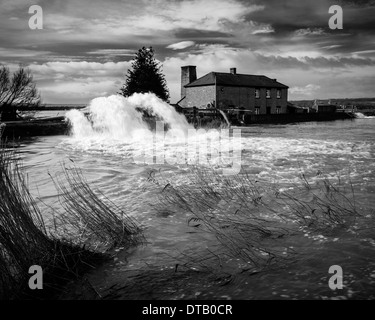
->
[185, 72, 288, 89]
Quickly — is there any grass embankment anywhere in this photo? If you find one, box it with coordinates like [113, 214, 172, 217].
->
[0, 147, 143, 299]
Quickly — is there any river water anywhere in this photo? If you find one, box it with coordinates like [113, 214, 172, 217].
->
[15, 94, 375, 299]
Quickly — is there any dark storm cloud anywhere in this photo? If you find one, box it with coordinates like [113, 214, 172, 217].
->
[337, 0, 375, 7]
[0, 0, 374, 102]
[240, 0, 375, 56]
[254, 54, 375, 69]
[246, 0, 375, 31]
[244, 0, 329, 32]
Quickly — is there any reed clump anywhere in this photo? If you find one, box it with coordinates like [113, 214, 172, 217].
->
[150, 167, 361, 272]
[0, 148, 143, 299]
[52, 165, 144, 252]
[274, 172, 360, 232]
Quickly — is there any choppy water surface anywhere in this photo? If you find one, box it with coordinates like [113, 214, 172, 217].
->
[17, 95, 375, 299]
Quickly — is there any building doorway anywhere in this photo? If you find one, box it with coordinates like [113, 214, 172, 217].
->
[266, 107, 271, 115]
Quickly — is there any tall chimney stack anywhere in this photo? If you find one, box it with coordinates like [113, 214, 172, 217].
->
[230, 68, 237, 75]
[181, 66, 197, 99]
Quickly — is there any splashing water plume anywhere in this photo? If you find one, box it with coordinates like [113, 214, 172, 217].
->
[355, 112, 375, 119]
[66, 93, 192, 141]
[63, 93, 242, 171]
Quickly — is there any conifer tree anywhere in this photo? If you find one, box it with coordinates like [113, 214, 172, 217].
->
[120, 47, 170, 102]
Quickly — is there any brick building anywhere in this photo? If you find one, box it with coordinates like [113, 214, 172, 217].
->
[177, 66, 289, 114]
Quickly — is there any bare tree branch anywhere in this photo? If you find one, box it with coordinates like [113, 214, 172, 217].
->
[0, 65, 41, 121]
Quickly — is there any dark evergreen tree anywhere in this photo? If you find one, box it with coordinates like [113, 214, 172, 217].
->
[120, 47, 170, 102]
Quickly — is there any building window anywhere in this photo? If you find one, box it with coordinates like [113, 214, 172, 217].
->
[266, 89, 271, 99]
[277, 90, 281, 99]
[255, 107, 260, 115]
[276, 106, 281, 114]
[255, 89, 260, 99]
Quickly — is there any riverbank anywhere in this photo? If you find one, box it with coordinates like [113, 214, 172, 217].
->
[180, 108, 356, 126]
[0, 117, 69, 138]
[1, 107, 359, 140]
[234, 111, 355, 125]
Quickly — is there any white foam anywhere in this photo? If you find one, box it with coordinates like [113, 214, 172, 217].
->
[61, 93, 374, 182]
[355, 112, 375, 119]
[62, 94, 242, 171]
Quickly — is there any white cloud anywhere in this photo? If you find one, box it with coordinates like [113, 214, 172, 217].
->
[29, 61, 131, 103]
[142, 0, 264, 31]
[321, 45, 342, 50]
[194, 43, 235, 53]
[87, 49, 136, 57]
[351, 49, 375, 58]
[294, 28, 326, 37]
[30, 61, 130, 77]
[290, 84, 321, 96]
[167, 41, 196, 50]
[258, 47, 323, 59]
[17, 0, 266, 45]
[41, 80, 115, 100]
[252, 26, 274, 35]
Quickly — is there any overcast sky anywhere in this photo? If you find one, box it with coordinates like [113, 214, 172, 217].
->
[1, 0, 374, 104]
